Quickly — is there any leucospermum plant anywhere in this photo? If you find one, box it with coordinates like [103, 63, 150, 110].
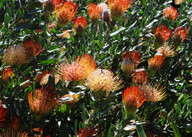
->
[0, 0, 191, 136]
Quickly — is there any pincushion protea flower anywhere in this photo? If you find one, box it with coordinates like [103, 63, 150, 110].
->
[140, 82, 166, 102]
[59, 54, 96, 81]
[131, 68, 148, 84]
[27, 86, 58, 120]
[0, 101, 9, 128]
[86, 69, 123, 98]
[163, 7, 178, 21]
[172, 27, 190, 47]
[1, 66, 14, 83]
[122, 86, 146, 119]
[87, 3, 101, 23]
[108, 0, 130, 21]
[154, 25, 172, 49]
[74, 16, 87, 35]
[148, 53, 165, 73]
[97, 2, 108, 13]
[56, 1, 78, 27]
[157, 43, 176, 57]
[121, 51, 141, 75]
[23, 39, 42, 61]
[2, 46, 27, 66]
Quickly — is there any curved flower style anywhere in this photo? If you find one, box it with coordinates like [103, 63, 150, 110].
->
[86, 69, 123, 97]
[0, 129, 28, 137]
[121, 51, 141, 75]
[2, 46, 27, 66]
[1, 66, 14, 83]
[77, 127, 100, 137]
[0, 101, 9, 128]
[87, 3, 101, 23]
[122, 86, 146, 119]
[131, 68, 148, 84]
[59, 54, 96, 81]
[148, 53, 165, 73]
[173, 27, 190, 47]
[74, 16, 87, 35]
[108, 0, 130, 21]
[23, 39, 42, 61]
[56, 1, 78, 27]
[163, 7, 178, 21]
[140, 82, 167, 102]
[157, 43, 176, 57]
[154, 25, 172, 49]
[27, 86, 58, 120]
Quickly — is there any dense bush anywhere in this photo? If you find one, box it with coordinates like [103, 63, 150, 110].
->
[0, 0, 192, 136]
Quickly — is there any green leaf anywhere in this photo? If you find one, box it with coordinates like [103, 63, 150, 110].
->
[39, 59, 55, 65]
[170, 119, 181, 137]
[107, 125, 115, 137]
[136, 116, 146, 137]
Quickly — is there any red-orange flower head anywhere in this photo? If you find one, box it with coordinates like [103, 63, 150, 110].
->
[74, 16, 87, 35]
[131, 68, 148, 84]
[59, 54, 96, 82]
[108, 0, 130, 21]
[122, 86, 146, 119]
[0, 101, 9, 128]
[77, 127, 100, 137]
[51, 0, 64, 8]
[56, 1, 78, 27]
[27, 86, 58, 120]
[163, 7, 178, 21]
[121, 51, 141, 75]
[87, 3, 101, 23]
[154, 25, 172, 49]
[24, 39, 42, 61]
[1, 66, 14, 83]
[10, 116, 21, 132]
[1, 129, 28, 137]
[2, 45, 27, 66]
[140, 82, 167, 102]
[148, 53, 165, 73]
[173, 27, 190, 47]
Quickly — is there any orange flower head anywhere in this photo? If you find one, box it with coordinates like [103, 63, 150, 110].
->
[87, 3, 101, 23]
[1, 66, 14, 83]
[140, 82, 167, 102]
[23, 39, 42, 61]
[163, 7, 178, 21]
[131, 68, 148, 84]
[74, 16, 87, 35]
[56, 1, 78, 27]
[148, 53, 165, 73]
[108, 0, 130, 21]
[157, 43, 176, 57]
[121, 51, 141, 75]
[0, 101, 9, 128]
[2, 46, 27, 66]
[77, 127, 100, 137]
[173, 27, 190, 47]
[59, 54, 96, 81]
[27, 86, 58, 120]
[122, 86, 146, 119]
[154, 25, 172, 49]
[98, 2, 108, 13]
[86, 69, 123, 97]
[51, 0, 64, 8]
